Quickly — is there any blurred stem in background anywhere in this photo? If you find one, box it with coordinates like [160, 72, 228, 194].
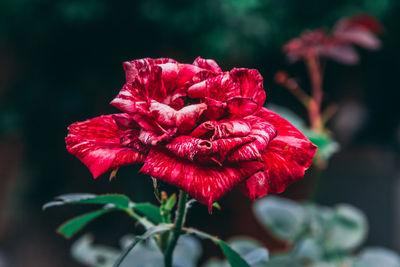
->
[305, 54, 324, 133]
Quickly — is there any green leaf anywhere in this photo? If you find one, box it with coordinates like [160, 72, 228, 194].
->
[228, 238, 269, 265]
[57, 209, 111, 239]
[217, 240, 251, 267]
[77, 194, 131, 209]
[303, 130, 340, 161]
[253, 196, 306, 241]
[43, 193, 132, 210]
[324, 204, 368, 252]
[186, 229, 254, 267]
[164, 193, 177, 211]
[132, 203, 163, 224]
[113, 224, 172, 267]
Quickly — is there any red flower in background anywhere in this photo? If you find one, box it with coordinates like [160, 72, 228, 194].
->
[284, 14, 383, 65]
[66, 57, 316, 209]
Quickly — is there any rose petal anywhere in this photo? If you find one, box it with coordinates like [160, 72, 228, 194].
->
[149, 100, 177, 127]
[112, 114, 139, 130]
[176, 103, 207, 133]
[193, 57, 222, 73]
[149, 100, 207, 133]
[124, 58, 177, 83]
[226, 97, 259, 117]
[229, 68, 266, 106]
[238, 108, 317, 200]
[159, 63, 206, 96]
[131, 113, 165, 134]
[225, 116, 277, 162]
[187, 72, 239, 101]
[202, 98, 227, 120]
[66, 115, 145, 178]
[140, 148, 264, 206]
[138, 128, 177, 146]
[111, 65, 166, 113]
[175, 64, 204, 87]
[109, 84, 148, 114]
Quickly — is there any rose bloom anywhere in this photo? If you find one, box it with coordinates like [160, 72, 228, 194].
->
[283, 14, 382, 65]
[66, 57, 317, 209]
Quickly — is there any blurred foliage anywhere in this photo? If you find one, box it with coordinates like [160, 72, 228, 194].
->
[67, 195, 400, 266]
[251, 196, 400, 267]
[71, 234, 202, 267]
[44, 193, 260, 266]
[0, 0, 397, 59]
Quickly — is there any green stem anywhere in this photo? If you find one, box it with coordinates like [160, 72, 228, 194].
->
[159, 203, 173, 251]
[183, 227, 218, 242]
[164, 190, 188, 267]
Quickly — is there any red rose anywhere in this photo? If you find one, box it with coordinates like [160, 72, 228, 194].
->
[66, 57, 316, 209]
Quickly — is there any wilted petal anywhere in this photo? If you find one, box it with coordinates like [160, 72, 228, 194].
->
[238, 108, 317, 200]
[193, 57, 222, 73]
[190, 119, 251, 140]
[166, 135, 255, 163]
[66, 115, 145, 178]
[165, 136, 213, 161]
[214, 119, 252, 139]
[229, 68, 266, 106]
[190, 121, 218, 139]
[140, 148, 264, 205]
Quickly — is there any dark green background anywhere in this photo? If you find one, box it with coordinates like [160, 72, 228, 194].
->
[0, 0, 399, 266]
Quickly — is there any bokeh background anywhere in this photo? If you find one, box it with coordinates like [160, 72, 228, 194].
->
[0, 0, 399, 266]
